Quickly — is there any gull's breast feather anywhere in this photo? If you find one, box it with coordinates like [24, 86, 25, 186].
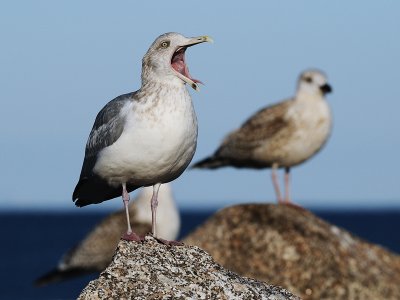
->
[254, 96, 332, 166]
[93, 88, 197, 186]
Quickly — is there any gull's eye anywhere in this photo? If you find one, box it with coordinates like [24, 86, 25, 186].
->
[304, 76, 312, 83]
[160, 41, 170, 49]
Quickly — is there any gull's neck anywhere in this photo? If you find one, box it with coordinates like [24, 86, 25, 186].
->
[137, 77, 187, 101]
[134, 82, 189, 113]
[295, 91, 324, 104]
[140, 61, 186, 93]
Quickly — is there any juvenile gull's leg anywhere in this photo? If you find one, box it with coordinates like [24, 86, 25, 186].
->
[283, 167, 303, 209]
[271, 163, 284, 203]
[284, 167, 291, 203]
[121, 183, 142, 242]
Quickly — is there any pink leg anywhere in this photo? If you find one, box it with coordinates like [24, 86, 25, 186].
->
[284, 167, 291, 203]
[151, 183, 161, 237]
[150, 183, 183, 246]
[282, 168, 304, 209]
[121, 183, 142, 242]
[271, 163, 284, 204]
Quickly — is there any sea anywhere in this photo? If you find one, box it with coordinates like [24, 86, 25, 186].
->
[1, 208, 400, 300]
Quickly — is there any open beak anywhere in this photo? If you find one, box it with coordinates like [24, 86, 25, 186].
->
[185, 36, 214, 47]
[171, 36, 213, 91]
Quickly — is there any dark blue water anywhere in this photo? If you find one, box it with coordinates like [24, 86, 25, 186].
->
[1, 209, 399, 300]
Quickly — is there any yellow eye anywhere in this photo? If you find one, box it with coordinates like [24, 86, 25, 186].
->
[161, 41, 169, 48]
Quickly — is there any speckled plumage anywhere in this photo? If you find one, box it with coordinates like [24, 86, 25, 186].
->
[193, 69, 332, 203]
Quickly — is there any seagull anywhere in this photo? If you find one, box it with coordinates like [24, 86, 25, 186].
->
[192, 69, 332, 205]
[35, 184, 179, 286]
[73, 32, 212, 241]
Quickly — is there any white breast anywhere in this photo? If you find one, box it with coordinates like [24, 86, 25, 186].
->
[281, 97, 332, 166]
[93, 86, 198, 186]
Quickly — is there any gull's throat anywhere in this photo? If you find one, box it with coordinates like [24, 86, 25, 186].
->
[171, 47, 202, 90]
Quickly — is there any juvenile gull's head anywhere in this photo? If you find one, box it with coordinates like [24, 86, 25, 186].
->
[297, 69, 332, 97]
[142, 32, 212, 91]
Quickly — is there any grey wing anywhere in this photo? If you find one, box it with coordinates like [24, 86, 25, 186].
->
[79, 92, 136, 179]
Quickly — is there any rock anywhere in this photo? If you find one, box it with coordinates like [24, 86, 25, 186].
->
[78, 235, 300, 300]
[183, 204, 400, 300]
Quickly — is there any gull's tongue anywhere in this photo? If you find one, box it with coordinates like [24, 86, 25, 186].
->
[171, 50, 203, 84]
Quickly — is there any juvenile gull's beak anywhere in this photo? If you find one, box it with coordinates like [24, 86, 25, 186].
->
[320, 83, 333, 95]
[171, 36, 213, 92]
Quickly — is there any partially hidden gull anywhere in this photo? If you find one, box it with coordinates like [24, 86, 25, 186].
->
[192, 69, 332, 205]
[35, 184, 179, 286]
[73, 32, 212, 241]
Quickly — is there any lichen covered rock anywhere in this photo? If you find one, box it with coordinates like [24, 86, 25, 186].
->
[78, 236, 299, 299]
[184, 204, 400, 300]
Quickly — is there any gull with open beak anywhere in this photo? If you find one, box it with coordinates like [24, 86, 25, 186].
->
[73, 32, 212, 242]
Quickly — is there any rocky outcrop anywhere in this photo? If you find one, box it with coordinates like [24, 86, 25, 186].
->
[78, 236, 300, 299]
[184, 204, 400, 300]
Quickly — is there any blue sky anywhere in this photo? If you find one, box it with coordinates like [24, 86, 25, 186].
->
[1, 1, 399, 211]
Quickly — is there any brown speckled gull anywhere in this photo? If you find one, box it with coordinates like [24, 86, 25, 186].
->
[193, 69, 332, 205]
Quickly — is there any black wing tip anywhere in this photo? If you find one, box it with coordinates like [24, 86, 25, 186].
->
[191, 156, 225, 169]
[71, 177, 141, 208]
[34, 267, 91, 287]
[72, 179, 94, 207]
[33, 269, 66, 287]
[72, 180, 82, 202]
[73, 198, 91, 207]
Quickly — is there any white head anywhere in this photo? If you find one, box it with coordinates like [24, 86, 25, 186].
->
[133, 184, 180, 240]
[141, 32, 213, 91]
[296, 69, 332, 98]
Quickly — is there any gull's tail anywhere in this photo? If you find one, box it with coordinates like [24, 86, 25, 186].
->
[191, 155, 228, 169]
[34, 267, 90, 287]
